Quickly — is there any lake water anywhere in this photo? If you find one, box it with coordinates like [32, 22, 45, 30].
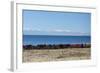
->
[23, 35, 91, 45]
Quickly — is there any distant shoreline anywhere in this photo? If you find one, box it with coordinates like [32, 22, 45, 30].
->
[23, 35, 90, 37]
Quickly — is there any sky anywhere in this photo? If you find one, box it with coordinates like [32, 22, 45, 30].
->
[23, 10, 91, 36]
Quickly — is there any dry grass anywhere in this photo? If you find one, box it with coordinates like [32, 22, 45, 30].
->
[22, 48, 91, 62]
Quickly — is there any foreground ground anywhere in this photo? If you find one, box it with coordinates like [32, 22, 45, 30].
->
[23, 48, 91, 62]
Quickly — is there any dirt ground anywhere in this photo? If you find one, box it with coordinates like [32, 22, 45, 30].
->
[22, 48, 91, 62]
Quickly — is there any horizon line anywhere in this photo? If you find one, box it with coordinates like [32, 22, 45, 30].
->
[23, 34, 91, 36]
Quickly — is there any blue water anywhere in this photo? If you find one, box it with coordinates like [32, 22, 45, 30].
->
[23, 35, 91, 45]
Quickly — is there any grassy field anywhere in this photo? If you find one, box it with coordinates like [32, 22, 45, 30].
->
[22, 48, 91, 62]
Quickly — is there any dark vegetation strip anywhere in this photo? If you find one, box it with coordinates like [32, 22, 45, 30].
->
[23, 44, 91, 50]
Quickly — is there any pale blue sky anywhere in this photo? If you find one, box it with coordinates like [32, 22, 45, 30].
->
[23, 10, 91, 36]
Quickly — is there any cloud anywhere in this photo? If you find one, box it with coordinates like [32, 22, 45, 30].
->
[24, 28, 90, 35]
[24, 27, 41, 31]
[24, 28, 71, 32]
[53, 29, 71, 32]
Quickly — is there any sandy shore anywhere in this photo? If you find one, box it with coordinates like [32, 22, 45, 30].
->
[22, 48, 91, 62]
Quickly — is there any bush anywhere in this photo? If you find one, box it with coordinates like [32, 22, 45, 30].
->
[23, 44, 91, 50]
